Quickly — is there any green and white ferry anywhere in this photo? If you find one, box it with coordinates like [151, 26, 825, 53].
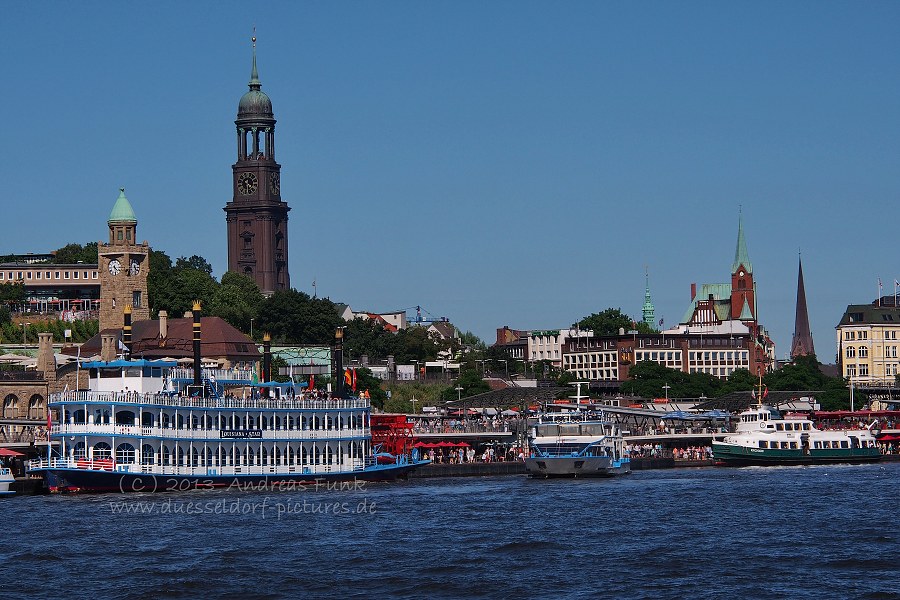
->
[712, 403, 882, 466]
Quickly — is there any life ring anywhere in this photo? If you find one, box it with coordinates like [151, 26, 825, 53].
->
[760, 422, 765, 429]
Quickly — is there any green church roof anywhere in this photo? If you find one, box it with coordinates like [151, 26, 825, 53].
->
[108, 188, 137, 224]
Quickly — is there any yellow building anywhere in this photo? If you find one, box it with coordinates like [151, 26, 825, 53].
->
[836, 301, 900, 385]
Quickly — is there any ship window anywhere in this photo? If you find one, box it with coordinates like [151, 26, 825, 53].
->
[789, 442, 798, 449]
[116, 443, 136, 464]
[840, 441, 849, 448]
[92, 442, 112, 460]
[73, 442, 86, 459]
[776, 423, 784, 431]
[781, 442, 789, 449]
[803, 423, 810, 430]
[759, 441, 767, 449]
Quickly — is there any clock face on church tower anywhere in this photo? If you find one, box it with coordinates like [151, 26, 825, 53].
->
[237, 172, 259, 195]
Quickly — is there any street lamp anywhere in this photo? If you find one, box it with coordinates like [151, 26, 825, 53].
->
[455, 385, 464, 405]
[413, 360, 420, 381]
[250, 318, 255, 339]
[22, 322, 31, 347]
[410, 396, 418, 414]
[663, 383, 671, 401]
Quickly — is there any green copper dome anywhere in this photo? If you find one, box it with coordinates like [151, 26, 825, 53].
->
[108, 188, 137, 224]
[237, 37, 273, 119]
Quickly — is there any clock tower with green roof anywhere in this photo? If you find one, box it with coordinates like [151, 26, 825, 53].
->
[98, 188, 150, 330]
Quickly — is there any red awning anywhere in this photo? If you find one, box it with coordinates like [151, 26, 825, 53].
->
[0, 448, 25, 457]
[877, 434, 900, 442]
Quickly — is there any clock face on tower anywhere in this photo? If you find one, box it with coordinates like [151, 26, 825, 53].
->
[270, 172, 280, 195]
[108, 259, 122, 275]
[237, 172, 259, 195]
[129, 260, 141, 276]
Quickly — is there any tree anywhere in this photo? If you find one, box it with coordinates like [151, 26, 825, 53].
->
[208, 272, 263, 334]
[52, 242, 98, 265]
[147, 249, 174, 317]
[257, 289, 342, 344]
[174, 255, 213, 276]
[579, 308, 652, 336]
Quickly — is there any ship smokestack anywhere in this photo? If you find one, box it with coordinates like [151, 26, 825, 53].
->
[192, 300, 202, 392]
[334, 327, 345, 399]
[262, 333, 271, 398]
[123, 304, 132, 359]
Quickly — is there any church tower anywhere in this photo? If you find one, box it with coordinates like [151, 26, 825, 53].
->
[730, 213, 755, 322]
[641, 269, 656, 327]
[98, 188, 150, 330]
[790, 255, 815, 359]
[224, 36, 290, 295]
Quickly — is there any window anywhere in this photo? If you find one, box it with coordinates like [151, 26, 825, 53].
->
[26, 272, 32, 280]
[860, 364, 869, 376]
[73, 271, 78, 279]
[55, 272, 60, 279]
[859, 347, 868, 358]
[859, 331, 868, 340]
[64, 272, 69, 279]
[132, 291, 142, 308]
[845, 331, 856, 340]
[36, 272, 41, 279]
[846, 347, 856, 358]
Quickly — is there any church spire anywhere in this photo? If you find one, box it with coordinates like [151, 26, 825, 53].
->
[791, 254, 815, 359]
[732, 210, 752, 274]
[642, 267, 656, 327]
[249, 31, 261, 90]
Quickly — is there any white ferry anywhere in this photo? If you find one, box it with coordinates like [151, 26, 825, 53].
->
[524, 384, 630, 478]
[0, 468, 14, 497]
[28, 359, 426, 493]
[712, 403, 882, 466]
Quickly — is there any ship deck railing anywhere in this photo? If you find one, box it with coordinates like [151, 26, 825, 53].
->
[50, 391, 369, 411]
[28, 457, 370, 477]
[169, 368, 254, 382]
[51, 424, 370, 440]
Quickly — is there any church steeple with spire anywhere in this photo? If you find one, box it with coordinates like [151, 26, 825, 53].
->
[224, 33, 291, 295]
[791, 254, 815, 359]
[642, 268, 656, 327]
[730, 211, 755, 322]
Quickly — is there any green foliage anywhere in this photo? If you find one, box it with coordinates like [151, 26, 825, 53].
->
[621, 360, 723, 399]
[0, 306, 10, 325]
[0, 282, 25, 304]
[353, 368, 387, 409]
[175, 255, 213, 276]
[257, 289, 342, 344]
[0, 319, 97, 344]
[383, 382, 446, 413]
[208, 272, 263, 334]
[458, 330, 485, 351]
[579, 308, 654, 336]
[148, 251, 218, 317]
[439, 368, 490, 402]
[52, 242, 98, 265]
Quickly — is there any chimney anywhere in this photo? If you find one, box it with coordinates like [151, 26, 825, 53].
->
[101, 334, 116, 362]
[37, 332, 56, 381]
[184, 310, 193, 319]
[192, 301, 202, 392]
[159, 310, 168, 339]
[122, 305, 132, 359]
[691, 283, 697, 301]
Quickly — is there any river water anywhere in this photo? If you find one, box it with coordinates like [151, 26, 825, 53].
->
[2, 463, 899, 599]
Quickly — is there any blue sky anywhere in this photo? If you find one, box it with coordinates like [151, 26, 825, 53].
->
[3, 2, 899, 361]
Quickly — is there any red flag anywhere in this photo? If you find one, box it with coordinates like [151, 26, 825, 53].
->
[344, 369, 352, 386]
[309, 375, 314, 389]
[352, 368, 357, 392]
[763, 386, 769, 399]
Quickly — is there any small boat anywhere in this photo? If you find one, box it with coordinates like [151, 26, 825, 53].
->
[0, 468, 15, 497]
[525, 383, 630, 478]
[712, 384, 882, 466]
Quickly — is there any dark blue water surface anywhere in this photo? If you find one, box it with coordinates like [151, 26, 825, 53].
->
[2, 463, 900, 599]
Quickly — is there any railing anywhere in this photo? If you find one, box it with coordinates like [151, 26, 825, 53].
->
[0, 467, 11, 477]
[170, 368, 254, 382]
[51, 391, 369, 411]
[52, 424, 370, 440]
[27, 458, 369, 477]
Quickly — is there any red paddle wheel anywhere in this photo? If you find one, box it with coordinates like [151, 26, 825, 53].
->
[370, 414, 415, 458]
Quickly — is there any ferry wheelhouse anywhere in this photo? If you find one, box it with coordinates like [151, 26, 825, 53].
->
[28, 359, 425, 493]
[711, 404, 882, 466]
